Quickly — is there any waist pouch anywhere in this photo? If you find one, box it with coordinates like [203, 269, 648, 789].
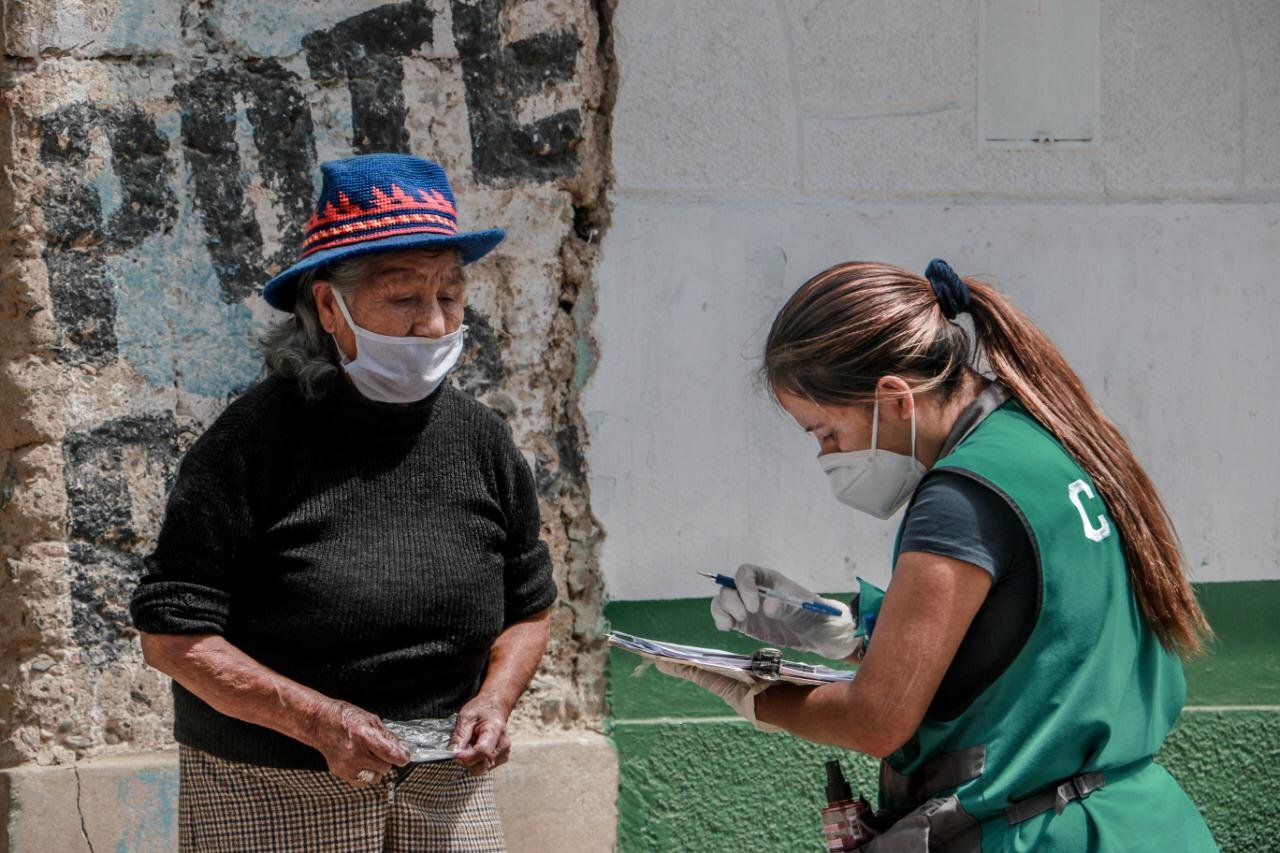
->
[869, 755, 1154, 852]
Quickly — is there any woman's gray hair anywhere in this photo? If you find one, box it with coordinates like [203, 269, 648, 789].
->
[261, 257, 371, 400]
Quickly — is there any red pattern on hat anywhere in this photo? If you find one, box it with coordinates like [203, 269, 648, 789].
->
[304, 184, 457, 233]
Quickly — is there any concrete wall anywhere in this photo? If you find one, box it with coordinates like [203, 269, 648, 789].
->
[589, 1, 1280, 851]
[590, 201, 1279, 598]
[588, 0, 1280, 599]
[0, 0, 617, 848]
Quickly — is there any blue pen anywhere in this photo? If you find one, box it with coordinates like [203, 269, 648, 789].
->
[698, 572, 843, 617]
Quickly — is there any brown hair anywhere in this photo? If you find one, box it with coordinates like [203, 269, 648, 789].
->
[764, 261, 1210, 657]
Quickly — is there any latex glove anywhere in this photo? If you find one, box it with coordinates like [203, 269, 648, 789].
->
[710, 563, 857, 661]
[654, 659, 781, 733]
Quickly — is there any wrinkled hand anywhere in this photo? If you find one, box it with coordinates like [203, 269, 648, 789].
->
[654, 660, 780, 732]
[309, 699, 410, 786]
[710, 564, 856, 660]
[449, 695, 512, 775]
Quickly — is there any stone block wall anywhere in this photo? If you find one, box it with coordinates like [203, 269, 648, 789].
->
[0, 0, 614, 773]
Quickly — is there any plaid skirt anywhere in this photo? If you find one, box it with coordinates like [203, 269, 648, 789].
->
[178, 745, 507, 852]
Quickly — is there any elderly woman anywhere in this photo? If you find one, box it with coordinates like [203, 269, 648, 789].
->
[129, 154, 555, 852]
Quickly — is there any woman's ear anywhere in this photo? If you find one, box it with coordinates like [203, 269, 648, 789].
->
[876, 375, 915, 420]
[313, 282, 338, 335]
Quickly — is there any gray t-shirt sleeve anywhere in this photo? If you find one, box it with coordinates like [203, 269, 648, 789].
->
[899, 470, 1025, 579]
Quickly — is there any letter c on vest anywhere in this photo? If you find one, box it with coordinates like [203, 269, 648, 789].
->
[1068, 479, 1112, 543]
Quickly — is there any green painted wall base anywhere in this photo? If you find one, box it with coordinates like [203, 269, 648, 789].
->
[607, 582, 1280, 852]
[612, 711, 1278, 853]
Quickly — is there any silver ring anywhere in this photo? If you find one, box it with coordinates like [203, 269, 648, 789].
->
[356, 769, 376, 783]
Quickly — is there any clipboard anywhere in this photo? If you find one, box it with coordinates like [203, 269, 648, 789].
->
[608, 631, 856, 687]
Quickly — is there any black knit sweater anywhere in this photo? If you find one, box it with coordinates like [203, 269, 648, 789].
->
[129, 376, 556, 770]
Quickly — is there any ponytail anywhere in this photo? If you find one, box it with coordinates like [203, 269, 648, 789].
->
[764, 261, 1211, 658]
[965, 280, 1210, 657]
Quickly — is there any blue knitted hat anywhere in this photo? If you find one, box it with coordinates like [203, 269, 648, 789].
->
[262, 154, 505, 311]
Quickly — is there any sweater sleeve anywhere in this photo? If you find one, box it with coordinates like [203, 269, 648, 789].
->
[493, 424, 557, 626]
[129, 414, 258, 635]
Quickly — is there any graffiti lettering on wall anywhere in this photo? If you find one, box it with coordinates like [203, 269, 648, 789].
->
[62, 415, 195, 667]
[451, 0, 582, 182]
[34, 0, 584, 666]
[39, 103, 178, 366]
[174, 59, 318, 304]
[302, 1, 437, 156]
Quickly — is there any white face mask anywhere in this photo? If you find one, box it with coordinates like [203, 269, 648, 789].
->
[330, 290, 466, 404]
[818, 394, 928, 519]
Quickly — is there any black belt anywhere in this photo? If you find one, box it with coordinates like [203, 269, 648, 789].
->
[1004, 771, 1106, 825]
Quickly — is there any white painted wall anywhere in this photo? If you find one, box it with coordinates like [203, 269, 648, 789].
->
[586, 0, 1280, 600]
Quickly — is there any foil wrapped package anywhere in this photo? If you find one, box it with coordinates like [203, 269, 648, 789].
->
[382, 714, 458, 763]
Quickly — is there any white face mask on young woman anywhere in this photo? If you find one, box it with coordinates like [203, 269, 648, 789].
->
[330, 290, 466, 404]
[818, 394, 928, 519]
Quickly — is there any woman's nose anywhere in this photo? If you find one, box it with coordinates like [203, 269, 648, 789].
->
[410, 301, 449, 338]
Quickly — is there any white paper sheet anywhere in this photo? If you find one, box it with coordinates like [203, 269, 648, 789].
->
[608, 631, 856, 686]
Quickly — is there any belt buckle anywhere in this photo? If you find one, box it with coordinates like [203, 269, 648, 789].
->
[1052, 781, 1075, 815]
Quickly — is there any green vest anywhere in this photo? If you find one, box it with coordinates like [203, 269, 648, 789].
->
[868, 401, 1216, 852]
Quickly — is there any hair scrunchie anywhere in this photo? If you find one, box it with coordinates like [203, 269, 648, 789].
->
[924, 258, 972, 320]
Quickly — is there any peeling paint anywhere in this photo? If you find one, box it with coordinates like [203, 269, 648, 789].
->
[114, 767, 179, 852]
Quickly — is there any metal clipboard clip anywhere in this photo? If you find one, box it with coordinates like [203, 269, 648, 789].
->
[750, 647, 783, 681]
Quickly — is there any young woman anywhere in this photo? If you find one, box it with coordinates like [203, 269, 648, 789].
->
[657, 260, 1217, 851]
